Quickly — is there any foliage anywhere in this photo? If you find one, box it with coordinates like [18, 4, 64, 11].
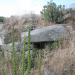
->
[31, 48, 37, 68]
[4, 29, 20, 44]
[37, 50, 42, 75]
[49, 41, 59, 50]
[41, 1, 69, 23]
[27, 29, 31, 75]
[21, 33, 26, 75]
[0, 16, 5, 22]
[0, 49, 6, 75]
[12, 25, 18, 75]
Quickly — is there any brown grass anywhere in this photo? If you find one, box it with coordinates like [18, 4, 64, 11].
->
[46, 40, 75, 75]
[33, 38, 75, 75]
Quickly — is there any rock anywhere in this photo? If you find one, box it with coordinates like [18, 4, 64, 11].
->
[21, 24, 68, 43]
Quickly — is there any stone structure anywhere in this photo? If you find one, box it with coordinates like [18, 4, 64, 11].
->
[21, 24, 70, 49]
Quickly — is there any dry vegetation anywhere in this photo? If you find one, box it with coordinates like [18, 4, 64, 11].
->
[31, 36, 75, 75]
[0, 1, 75, 75]
[1, 28, 75, 75]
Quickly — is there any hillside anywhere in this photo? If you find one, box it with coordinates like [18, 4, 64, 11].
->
[0, 1, 75, 75]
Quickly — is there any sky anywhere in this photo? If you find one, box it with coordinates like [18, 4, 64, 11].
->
[0, 0, 75, 17]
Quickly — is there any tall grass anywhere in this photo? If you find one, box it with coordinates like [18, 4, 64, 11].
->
[1, 50, 6, 75]
[38, 50, 42, 75]
[21, 34, 26, 75]
[12, 25, 17, 75]
[11, 27, 31, 75]
[27, 29, 31, 75]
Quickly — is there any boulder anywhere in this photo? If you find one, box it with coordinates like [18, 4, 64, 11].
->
[21, 25, 69, 43]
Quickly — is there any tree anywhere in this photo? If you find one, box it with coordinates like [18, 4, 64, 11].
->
[41, 1, 69, 24]
[0, 16, 5, 23]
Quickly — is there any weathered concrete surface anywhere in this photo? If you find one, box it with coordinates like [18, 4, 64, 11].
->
[21, 25, 68, 43]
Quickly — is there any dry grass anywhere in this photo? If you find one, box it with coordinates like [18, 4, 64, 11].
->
[45, 40, 75, 75]
[1, 30, 75, 75]
[33, 38, 75, 75]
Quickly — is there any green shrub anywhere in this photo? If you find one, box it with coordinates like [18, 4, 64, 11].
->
[49, 41, 59, 50]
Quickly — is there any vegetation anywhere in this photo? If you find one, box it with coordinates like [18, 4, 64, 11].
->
[0, 1, 75, 75]
[0, 25, 75, 75]
[12, 25, 17, 75]
[4, 29, 20, 44]
[41, 1, 70, 23]
[27, 29, 31, 75]
[0, 16, 5, 22]
[21, 33, 26, 75]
